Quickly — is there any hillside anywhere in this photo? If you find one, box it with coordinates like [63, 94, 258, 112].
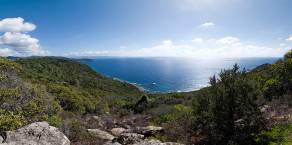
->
[16, 57, 142, 113]
[0, 57, 146, 144]
[0, 50, 291, 145]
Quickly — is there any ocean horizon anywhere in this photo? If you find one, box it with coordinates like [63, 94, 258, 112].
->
[80, 57, 279, 93]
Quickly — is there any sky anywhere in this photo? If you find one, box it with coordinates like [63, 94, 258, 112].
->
[0, 0, 291, 58]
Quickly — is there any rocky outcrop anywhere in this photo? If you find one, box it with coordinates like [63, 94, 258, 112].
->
[0, 122, 70, 145]
[116, 133, 144, 144]
[93, 126, 183, 145]
[105, 139, 184, 145]
[86, 125, 182, 145]
[86, 115, 182, 145]
[135, 126, 163, 135]
[87, 129, 115, 141]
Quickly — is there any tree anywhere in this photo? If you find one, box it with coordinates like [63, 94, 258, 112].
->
[284, 49, 292, 60]
[194, 64, 265, 145]
[133, 95, 148, 114]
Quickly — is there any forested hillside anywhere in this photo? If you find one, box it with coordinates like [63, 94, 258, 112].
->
[0, 57, 144, 144]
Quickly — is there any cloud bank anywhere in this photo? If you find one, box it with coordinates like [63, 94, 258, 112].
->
[0, 17, 47, 56]
[68, 36, 290, 58]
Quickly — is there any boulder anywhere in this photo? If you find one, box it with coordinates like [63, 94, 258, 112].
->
[87, 129, 115, 141]
[110, 128, 127, 136]
[136, 126, 163, 135]
[117, 133, 144, 144]
[1, 122, 70, 145]
[0, 136, 3, 143]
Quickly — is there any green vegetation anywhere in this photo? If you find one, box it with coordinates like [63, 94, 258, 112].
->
[193, 64, 265, 144]
[0, 50, 291, 144]
[16, 57, 142, 114]
[0, 56, 143, 142]
[0, 109, 25, 132]
[257, 124, 292, 145]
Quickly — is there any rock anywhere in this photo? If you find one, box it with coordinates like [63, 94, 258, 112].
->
[163, 142, 185, 145]
[103, 141, 122, 145]
[0, 135, 3, 143]
[111, 128, 127, 136]
[136, 126, 163, 135]
[117, 133, 144, 144]
[133, 139, 162, 145]
[133, 139, 185, 145]
[87, 129, 115, 141]
[92, 115, 100, 120]
[2, 122, 70, 145]
[92, 116, 105, 127]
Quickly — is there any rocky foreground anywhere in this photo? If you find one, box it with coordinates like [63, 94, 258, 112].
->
[0, 121, 183, 145]
[0, 122, 70, 145]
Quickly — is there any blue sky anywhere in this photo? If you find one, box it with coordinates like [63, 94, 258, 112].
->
[0, 0, 291, 58]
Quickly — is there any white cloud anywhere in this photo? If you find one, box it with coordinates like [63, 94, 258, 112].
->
[217, 37, 241, 46]
[0, 32, 47, 56]
[0, 47, 16, 56]
[286, 36, 292, 42]
[200, 22, 215, 28]
[280, 43, 286, 47]
[0, 17, 36, 33]
[0, 32, 39, 48]
[0, 17, 47, 56]
[192, 38, 203, 43]
[68, 37, 289, 58]
[120, 46, 128, 49]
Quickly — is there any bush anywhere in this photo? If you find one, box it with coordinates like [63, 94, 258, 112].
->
[0, 110, 26, 132]
[256, 125, 292, 145]
[152, 104, 194, 144]
[47, 115, 63, 128]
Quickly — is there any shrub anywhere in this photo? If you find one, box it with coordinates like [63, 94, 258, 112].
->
[256, 125, 292, 145]
[0, 110, 26, 132]
[48, 115, 63, 128]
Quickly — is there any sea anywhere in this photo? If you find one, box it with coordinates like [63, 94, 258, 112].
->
[79, 57, 279, 93]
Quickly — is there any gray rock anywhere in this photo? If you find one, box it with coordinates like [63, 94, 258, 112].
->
[0, 135, 3, 143]
[133, 139, 163, 145]
[117, 133, 144, 144]
[103, 141, 122, 145]
[1, 122, 70, 145]
[163, 142, 185, 145]
[87, 129, 115, 141]
[136, 126, 163, 135]
[133, 139, 184, 145]
[111, 128, 127, 136]
[92, 116, 105, 127]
